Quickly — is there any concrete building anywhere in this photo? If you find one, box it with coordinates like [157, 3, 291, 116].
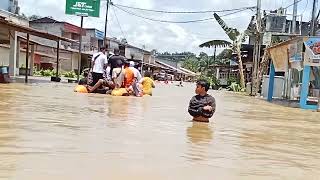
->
[82, 28, 104, 52]
[29, 17, 84, 50]
[0, 0, 20, 14]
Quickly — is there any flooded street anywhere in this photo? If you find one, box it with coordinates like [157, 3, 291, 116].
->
[0, 82, 319, 180]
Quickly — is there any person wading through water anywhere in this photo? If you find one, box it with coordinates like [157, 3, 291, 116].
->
[108, 48, 125, 88]
[90, 47, 108, 92]
[188, 80, 216, 122]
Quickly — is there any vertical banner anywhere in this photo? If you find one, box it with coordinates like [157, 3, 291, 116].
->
[288, 40, 303, 62]
[304, 37, 320, 66]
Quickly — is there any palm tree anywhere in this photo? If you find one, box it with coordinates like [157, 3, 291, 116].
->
[202, 13, 249, 89]
[182, 55, 199, 73]
[199, 40, 231, 63]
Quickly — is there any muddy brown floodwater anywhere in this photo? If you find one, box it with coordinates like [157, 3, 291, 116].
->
[0, 82, 319, 180]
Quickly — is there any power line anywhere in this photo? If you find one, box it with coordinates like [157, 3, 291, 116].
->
[112, 3, 256, 14]
[112, 5, 216, 40]
[284, 0, 304, 9]
[113, 5, 252, 24]
[301, 0, 309, 15]
[111, 6, 127, 39]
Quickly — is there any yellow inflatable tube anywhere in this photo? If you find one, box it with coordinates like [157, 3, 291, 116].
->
[74, 85, 88, 93]
[111, 88, 128, 96]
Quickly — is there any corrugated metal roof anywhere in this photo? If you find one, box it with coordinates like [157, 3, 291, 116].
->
[0, 18, 75, 42]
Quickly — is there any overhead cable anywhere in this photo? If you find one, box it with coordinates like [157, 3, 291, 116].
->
[112, 6, 127, 39]
[113, 5, 252, 24]
[111, 3, 256, 14]
[284, 0, 304, 9]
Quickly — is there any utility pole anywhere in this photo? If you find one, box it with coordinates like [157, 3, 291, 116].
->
[311, 0, 318, 36]
[292, 0, 298, 34]
[286, 0, 299, 99]
[252, 0, 261, 95]
[77, 16, 84, 82]
[103, 0, 110, 47]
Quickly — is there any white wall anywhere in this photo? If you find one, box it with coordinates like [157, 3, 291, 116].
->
[0, 45, 78, 73]
[0, 46, 27, 68]
[29, 23, 63, 48]
[0, 47, 10, 66]
[125, 47, 143, 60]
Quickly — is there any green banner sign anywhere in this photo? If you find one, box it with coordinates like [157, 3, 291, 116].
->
[65, 0, 100, 17]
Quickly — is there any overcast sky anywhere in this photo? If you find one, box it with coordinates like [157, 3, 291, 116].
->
[20, 0, 313, 55]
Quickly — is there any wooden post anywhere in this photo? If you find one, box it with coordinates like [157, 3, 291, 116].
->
[56, 40, 60, 78]
[267, 63, 275, 102]
[25, 33, 29, 83]
[77, 16, 84, 81]
[213, 45, 217, 63]
[299, 65, 317, 110]
[30, 44, 35, 76]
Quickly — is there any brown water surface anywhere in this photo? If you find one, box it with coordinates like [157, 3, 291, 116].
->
[0, 82, 319, 180]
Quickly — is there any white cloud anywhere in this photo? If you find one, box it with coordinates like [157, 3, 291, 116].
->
[19, 0, 313, 55]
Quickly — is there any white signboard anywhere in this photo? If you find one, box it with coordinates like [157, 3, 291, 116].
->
[263, 32, 272, 45]
[304, 37, 320, 67]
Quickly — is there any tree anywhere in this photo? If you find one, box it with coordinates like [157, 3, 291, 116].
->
[28, 15, 43, 21]
[20, 13, 28, 19]
[199, 40, 231, 63]
[209, 13, 248, 89]
[181, 52, 217, 78]
[253, 49, 270, 95]
[216, 49, 233, 65]
[197, 52, 211, 74]
[181, 55, 199, 73]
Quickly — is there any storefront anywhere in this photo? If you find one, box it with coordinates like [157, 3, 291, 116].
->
[267, 36, 320, 110]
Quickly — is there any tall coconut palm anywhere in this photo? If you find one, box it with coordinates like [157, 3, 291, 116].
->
[199, 40, 231, 63]
[205, 13, 249, 89]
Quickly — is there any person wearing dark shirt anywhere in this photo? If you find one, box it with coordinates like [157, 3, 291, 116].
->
[188, 80, 216, 122]
[108, 49, 125, 88]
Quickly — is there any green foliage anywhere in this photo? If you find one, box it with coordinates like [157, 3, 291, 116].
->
[213, 13, 240, 41]
[227, 76, 240, 86]
[33, 69, 61, 77]
[63, 71, 77, 78]
[181, 50, 232, 74]
[156, 52, 196, 62]
[198, 74, 220, 90]
[216, 49, 233, 64]
[228, 82, 241, 92]
[29, 15, 43, 21]
[199, 40, 231, 48]
[181, 56, 199, 73]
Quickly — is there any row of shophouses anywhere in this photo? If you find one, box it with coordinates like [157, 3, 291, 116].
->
[0, 9, 197, 80]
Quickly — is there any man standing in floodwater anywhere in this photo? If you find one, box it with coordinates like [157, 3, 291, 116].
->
[108, 48, 125, 88]
[188, 80, 216, 122]
[90, 47, 108, 87]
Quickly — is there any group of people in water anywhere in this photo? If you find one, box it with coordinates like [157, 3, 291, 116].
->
[74, 47, 216, 122]
[75, 47, 155, 97]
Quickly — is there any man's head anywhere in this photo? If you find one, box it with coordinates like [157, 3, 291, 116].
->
[195, 79, 210, 95]
[82, 68, 90, 77]
[114, 48, 120, 55]
[144, 71, 152, 78]
[129, 61, 135, 67]
[124, 60, 130, 68]
[100, 47, 106, 54]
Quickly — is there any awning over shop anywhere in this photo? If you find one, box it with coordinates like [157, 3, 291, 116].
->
[0, 18, 75, 43]
[179, 67, 198, 76]
[267, 36, 320, 72]
[269, 44, 289, 72]
[155, 60, 191, 75]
